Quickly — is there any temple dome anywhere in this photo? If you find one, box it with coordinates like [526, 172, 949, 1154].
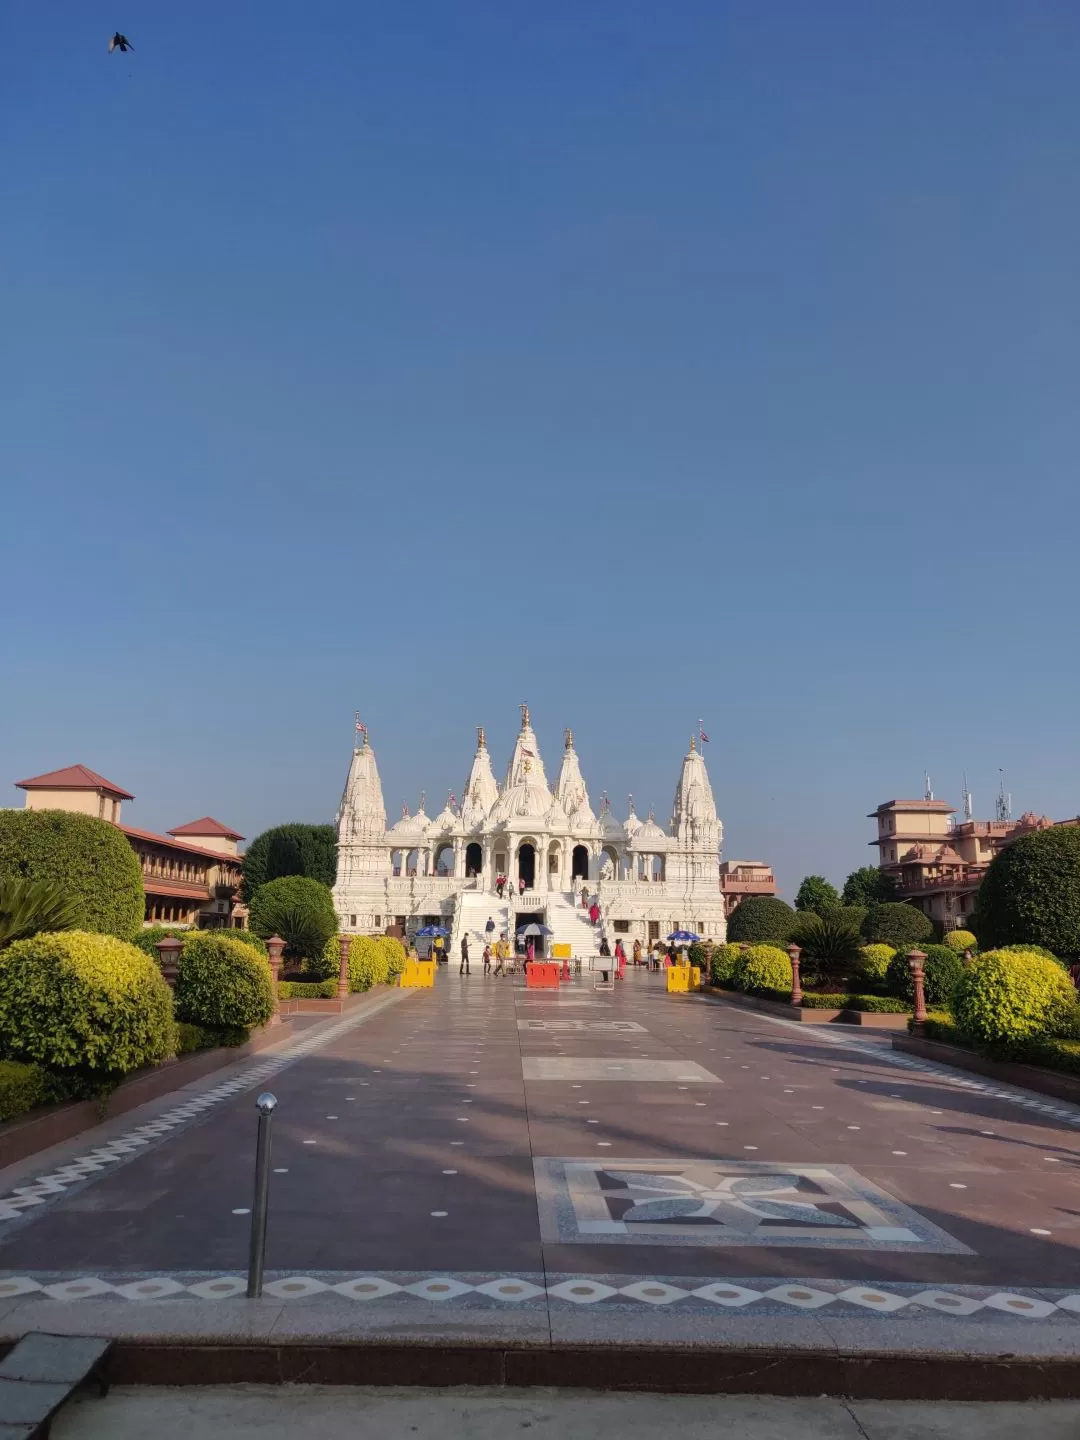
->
[624, 803, 642, 841]
[430, 804, 459, 834]
[387, 808, 431, 840]
[633, 816, 668, 848]
[489, 781, 554, 825]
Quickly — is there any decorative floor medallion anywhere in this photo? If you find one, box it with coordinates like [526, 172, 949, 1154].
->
[522, 1059, 720, 1083]
[534, 1158, 971, 1253]
[517, 1020, 646, 1032]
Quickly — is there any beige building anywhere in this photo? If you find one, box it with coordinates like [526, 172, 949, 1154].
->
[718, 860, 777, 918]
[868, 796, 1055, 931]
[14, 764, 247, 929]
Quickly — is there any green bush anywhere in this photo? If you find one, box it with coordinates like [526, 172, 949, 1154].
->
[800, 992, 851, 1009]
[734, 944, 793, 996]
[973, 826, 1080, 958]
[130, 926, 268, 959]
[174, 932, 275, 1031]
[842, 866, 897, 908]
[377, 934, 406, 978]
[950, 948, 1078, 1048]
[687, 942, 708, 968]
[175, 1022, 219, 1054]
[241, 823, 338, 903]
[791, 910, 862, 964]
[278, 979, 339, 999]
[0, 1059, 47, 1120]
[849, 994, 911, 1013]
[794, 875, 841, 917]
[248, 876, 338, 965]
[994, 942, 1066, 970]
[943, 929, 978, 955]
[709, 944, 743, 986]
[918, 1011, 962, 1045]
[727, 897, 797, 944]
[861, 901, 933, 949]
[0, 931, 174, 1074]
[886, 944, 965, 1007]
[0, 810, 144, 940]
[858, 944, 896, 984]
[0, 878, 81, 951]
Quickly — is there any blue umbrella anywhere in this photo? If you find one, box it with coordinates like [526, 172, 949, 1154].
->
[667, 930, 700, 943]
[516, 923, 553, 936]
[415, 924, 450, 938]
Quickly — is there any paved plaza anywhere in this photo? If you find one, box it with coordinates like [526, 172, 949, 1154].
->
[2, 972, 1080, 1361]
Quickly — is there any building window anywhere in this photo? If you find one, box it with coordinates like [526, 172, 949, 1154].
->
[614, 920, 630, 933]
[350, 914, 357, 927]
[374, 915, 381, 928]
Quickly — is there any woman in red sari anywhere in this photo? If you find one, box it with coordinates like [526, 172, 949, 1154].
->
[614, 938, 627, 980]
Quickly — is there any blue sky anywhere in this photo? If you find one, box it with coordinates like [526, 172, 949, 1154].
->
[2, 1, 1078, 894]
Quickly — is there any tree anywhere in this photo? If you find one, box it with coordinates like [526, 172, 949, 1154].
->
[794, 875, 841, 916]
[0, 810, 144, 939]
[248, 875, 338, 963]
[842, 866, 897, 908]
[972, 827, 1080, 958]
[861, 901, 933, 949]
[727, 895, 797, 944]
[241, 823, 337, 902]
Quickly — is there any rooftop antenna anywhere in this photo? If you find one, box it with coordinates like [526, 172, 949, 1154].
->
[924, 772, 934, 802]
[995, 769, 1012, 823]
[961, 772, 973, 821]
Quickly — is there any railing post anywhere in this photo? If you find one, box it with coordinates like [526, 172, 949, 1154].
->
[246, 1092, 277, 1299]
[154, 934, 182, 988]
[908, 948, 928, 1028]
[338, 933, 351, 1001]
[265, 935, 284, 1026]
[787, 943, 803, 1007]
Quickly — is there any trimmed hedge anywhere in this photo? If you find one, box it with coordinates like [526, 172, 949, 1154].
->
[727, 897, 796, 944]
[734, 944, 793, 996]
[709, 944, 743, 986]
[950, 948, 1077, 1048]
[861, 901, 933, 949]
[887, 944, 965, 1007]
[914, 1011, 1080, 1079]
[241, 823, 338, 903]
[943, 930, 977, 955]
[174, 932, 275, 1031]
[994, 942, 1066, 970]
[858, 944, 895, 984]
[0, 931, 174, 1074]
[278, 979, 338, 999]
[973, 826, 1080, 957]
[0, 809, 144, 940]
[131, 926, 268, 959]
[172, 1022, 249, 1053]
[249, 876, 338, 966]
[848, 994, 911, 1014]
[325, 934, 407, 992]
[0, 1059, 47, 1121]
[800, 992, 851, 1009]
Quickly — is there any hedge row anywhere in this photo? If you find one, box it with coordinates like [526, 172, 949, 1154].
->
[322, 934, 407, 993]
[278, 979, 339, 999]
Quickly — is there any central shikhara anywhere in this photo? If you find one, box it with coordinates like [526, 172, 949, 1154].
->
[333, 705, 727, 958]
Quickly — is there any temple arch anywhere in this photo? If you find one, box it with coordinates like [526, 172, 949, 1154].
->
[517, 842, 536, 889]
[465, 841, 483, 877]
[571, 844, 589, 881]
[433, 842, 455, 875]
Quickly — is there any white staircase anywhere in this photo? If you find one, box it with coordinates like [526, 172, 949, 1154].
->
[451, 890, 514, 955]
[450, 887, 603, 961]
[542, 890, 604, 961]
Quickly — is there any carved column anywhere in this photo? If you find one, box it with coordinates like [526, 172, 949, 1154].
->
[787, 943, 803, 1007]
[338, 933, 352, 1001]
[265, 935, 284, 1026]
[155, 934, 182, 988]
[908, 948, 928, 1027]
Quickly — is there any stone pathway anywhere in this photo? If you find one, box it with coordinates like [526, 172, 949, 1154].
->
[3, 970, 1080, 1356]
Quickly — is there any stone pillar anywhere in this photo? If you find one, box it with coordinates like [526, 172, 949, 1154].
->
[265, 935, 284, 1027]
[338, 933, 351, 1001]
[155, 934, 182, 988]
[787, 943, 803, 1007]
[908, 948, 927, 1027]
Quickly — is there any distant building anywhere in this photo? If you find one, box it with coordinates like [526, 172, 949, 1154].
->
[718, 860, 777, 918]
[14, 765, 247, 929]
[868, 796, 1056, 932]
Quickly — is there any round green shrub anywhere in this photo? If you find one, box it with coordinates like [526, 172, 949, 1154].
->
[858, 944, 896, 984]
[241, 823, 338, 902]
[709, 943, 742, 986]
[130, 926, 268, 959]
[994, 942, 1066, 969]
[943, 929, 978, 955]
[886, 943, 964, 1007]
[861, 901, 933, 949]
[727, 896, 797, 944]
[734, 944, 793, 996]
[248, 876, 338, 963]
[332, 934, 389, 992]
[0, 930, 174, 1073]
[973, 826, 1080, 957]
[950, 948, 1078, 1048]
[0, 810, 144, 940]
[0, 1059, 47, 1121]
[174, 932, 275, 1030]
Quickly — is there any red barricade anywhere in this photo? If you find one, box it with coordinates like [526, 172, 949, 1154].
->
[526, 962, 560, 989]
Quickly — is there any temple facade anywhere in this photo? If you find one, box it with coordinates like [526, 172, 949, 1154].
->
[332, 706, 727, 958]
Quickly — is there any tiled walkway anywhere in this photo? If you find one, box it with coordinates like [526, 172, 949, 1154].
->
[4, 970, 1080, 1351]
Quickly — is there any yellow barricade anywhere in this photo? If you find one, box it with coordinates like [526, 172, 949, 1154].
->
[552, 943, 572, 960]
[401, 960, 435, 989]
[666, 967, 689, 994]
[690, 966, 701, 990]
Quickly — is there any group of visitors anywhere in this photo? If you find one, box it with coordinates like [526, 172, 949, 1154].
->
[494, 874, 530, 900]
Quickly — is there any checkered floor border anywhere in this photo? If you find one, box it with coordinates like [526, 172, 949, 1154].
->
[0, 990, 406, 1225]
[0, 1272, 1077, 1320]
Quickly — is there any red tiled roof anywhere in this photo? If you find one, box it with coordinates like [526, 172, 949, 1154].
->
[16, 764, 134, 800]
[168, 816, 245, 841]
[120, 824, 243, 865]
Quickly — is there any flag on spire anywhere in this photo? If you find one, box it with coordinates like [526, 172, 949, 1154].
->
[698, 719, 710, 744]
[354, 712, 368, 739]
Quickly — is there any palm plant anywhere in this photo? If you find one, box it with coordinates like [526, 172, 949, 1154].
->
[0, 878, 81, 950]
[790, 911, 863, 989]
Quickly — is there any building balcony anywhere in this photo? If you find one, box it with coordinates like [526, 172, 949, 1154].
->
[142, 878, 212, 902]
[894, 871, 983, 896]
[720, 876, 776, 896]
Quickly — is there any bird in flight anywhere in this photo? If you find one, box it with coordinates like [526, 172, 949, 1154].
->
[108, 32, 134, 53]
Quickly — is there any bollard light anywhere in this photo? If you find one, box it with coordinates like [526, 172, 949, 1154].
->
[246, 1092, 278, 1298]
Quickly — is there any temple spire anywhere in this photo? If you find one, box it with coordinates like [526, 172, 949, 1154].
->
[477, 725, 486, 749]
[521, 702, 530, 731]
[564, 727, 573, 750]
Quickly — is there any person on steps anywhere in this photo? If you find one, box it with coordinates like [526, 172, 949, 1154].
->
[459, 936, 470, 975]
